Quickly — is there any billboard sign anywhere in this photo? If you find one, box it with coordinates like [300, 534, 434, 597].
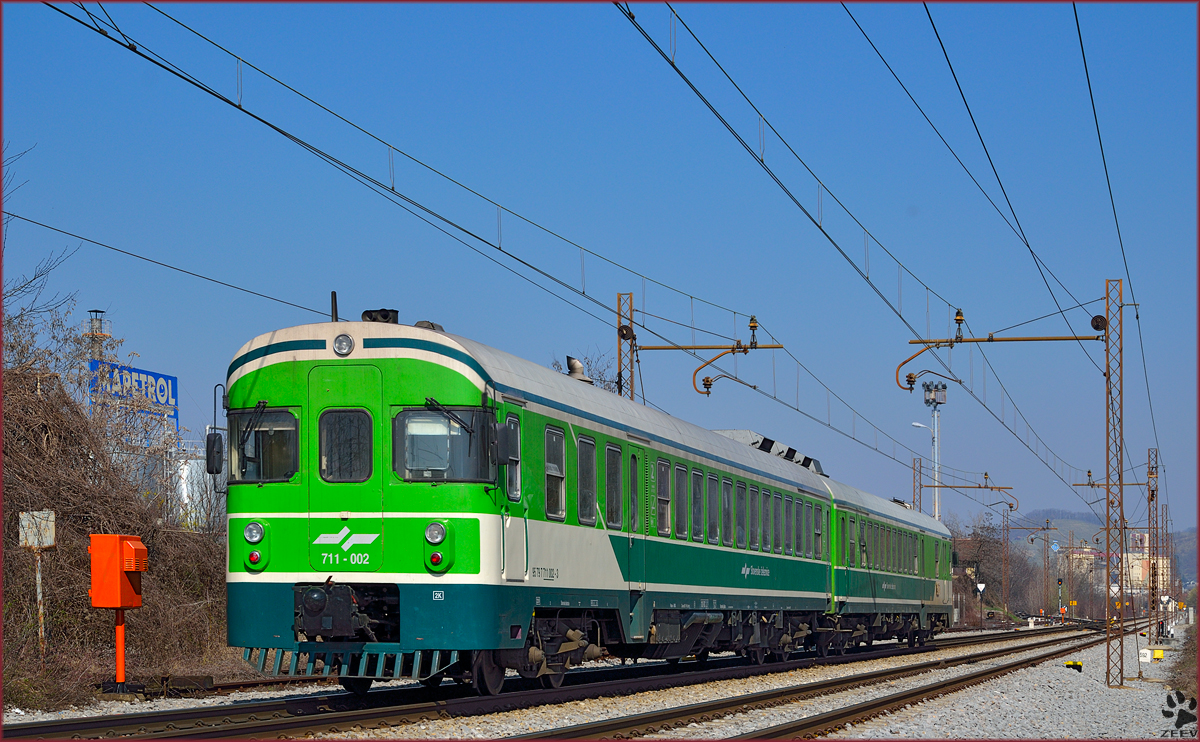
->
[88, 360, 179, 430]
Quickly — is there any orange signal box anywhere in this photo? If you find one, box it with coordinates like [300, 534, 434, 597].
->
[89, 534, 148, 609]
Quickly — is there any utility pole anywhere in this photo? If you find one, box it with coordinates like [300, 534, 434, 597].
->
[912, 457, 922, 513]
[1147, 448, 1160, 640]
[637, 311, 782, 397]
[1102, 278, 1126, 687]
[1044, 520, 1051, 617]
[616, 293, 635, 401]
[1002, 508, 1011, 619]
[1070, 528, 1080, 619]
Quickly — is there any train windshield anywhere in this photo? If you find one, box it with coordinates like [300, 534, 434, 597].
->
[229, 410, 298, 483]
[394, 408, 490, 482]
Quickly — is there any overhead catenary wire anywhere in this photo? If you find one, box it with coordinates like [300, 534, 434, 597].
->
[53, 2, 1011, 494]
[922, 3, 1102, 374]
[1072, 2, 1166, 510]
[621, 3, 1101, 519]
[6, 212, 329, 318]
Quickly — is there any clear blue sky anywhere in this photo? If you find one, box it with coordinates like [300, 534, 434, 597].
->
[4, 3, 1195, 532]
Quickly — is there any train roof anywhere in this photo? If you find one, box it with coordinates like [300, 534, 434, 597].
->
[228, 321, 950, 537]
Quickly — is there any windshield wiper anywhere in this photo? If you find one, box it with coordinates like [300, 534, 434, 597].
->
[424, 397, 473, 434]
[237, 401, 268, 471]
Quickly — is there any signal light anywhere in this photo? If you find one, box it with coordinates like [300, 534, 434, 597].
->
[248, 550, 262, 565]
[430, 552, 443, 566]
[1057, 578, 1063, 586]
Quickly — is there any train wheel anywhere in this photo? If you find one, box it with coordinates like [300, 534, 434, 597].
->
[695, 649, 710, 666]
[540, 670, 565, 689]
[906, 630, 916, 649]
[749, 647, 768, 665]
[471, 651, 506, 696]
[816, 639, 829, 658]
[339, 677, 373, 696]
[419, 673, 444, 689]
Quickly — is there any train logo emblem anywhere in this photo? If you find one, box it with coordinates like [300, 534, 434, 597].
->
[312, 526, 380, 551]
[432, 591, 445, 601]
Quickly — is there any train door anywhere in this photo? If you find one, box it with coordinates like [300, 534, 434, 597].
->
[627, 445, 650, 640]
[501, 414, 528, 582]
[307, 365, 383, 572]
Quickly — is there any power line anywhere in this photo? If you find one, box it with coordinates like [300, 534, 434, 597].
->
[622, 3, 1100, 519]
[6, 212, 328, 317]
[1072, 2, 1165, 509]
[922, 3, 1102, 374]
[53, 2, 1008, 493]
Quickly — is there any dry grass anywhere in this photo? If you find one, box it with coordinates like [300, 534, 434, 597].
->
[2, 307, 243, 709]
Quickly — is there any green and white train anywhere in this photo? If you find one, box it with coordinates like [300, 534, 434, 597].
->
[221, 313, 953, 695]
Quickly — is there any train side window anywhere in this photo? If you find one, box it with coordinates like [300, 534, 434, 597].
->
[748, 486, 759, 549]
[886, 528, 892, 572]
[545, 427, 566, 521]
[762, 489, 773, 552]
[506, 414, 521, 501]
[706, 474, 719, 544]
[674, 465, 689, 538]
[735, 482, 747, 549]
[690, 470, 704, 542]
[815, 505, 823, 560]
[656, 459, 671, 536]
[319, 409, 372, 483]
[772, 493, 783, 554]
[913, 536, 919, 574]
[605, 445, 622, 529]
[783, 496, 793, 556]
[872, 524, 879, 569]
[720, 478, 734, 547]
[578, 438, 597, 526]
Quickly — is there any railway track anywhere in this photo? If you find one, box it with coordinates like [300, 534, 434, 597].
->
[514, 621, 1143, 740]
[1, 625, 1090, 740]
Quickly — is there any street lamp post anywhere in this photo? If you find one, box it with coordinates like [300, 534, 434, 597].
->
[912, 400, 942, 522]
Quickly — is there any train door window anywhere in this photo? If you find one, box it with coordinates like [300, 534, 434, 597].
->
[748, 486, 759, 549]
[772, 494, 783, 554]
[319, 410, 372, 483]
[805, 502, 814, 558]
[911, 534, 916, 574]
[815, 505, 823, 560]
[545, 427, 566, 521]
[506, 415, 521, 501]
[735, 482, 747, 548]
[720, 479, 734, 547]
[674, 465, 688, 538]
[934, 540, 940, 577]
[629, 453, 639, 533]
[762, 490, 773, 552]
[847, 517, 855, 567]
[605, 445, 622, 529]
[578, 438, 597, 526]
[783, 497, 793, 555]
[706, 474, 719, 544]
[656, 459, 671, 536]
[858, 520, 866, 567]
[886, 528, 892, 571]
[690, 470, 704, 542]
[872, 525, 879, 569]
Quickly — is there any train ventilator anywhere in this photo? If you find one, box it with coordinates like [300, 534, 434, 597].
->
[220, 312, 954, 696]
[89, 534, 148, 694]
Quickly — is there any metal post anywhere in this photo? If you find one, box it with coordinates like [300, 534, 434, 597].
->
[1002, 509, 1010, 619]
[912, 457, 922, 513]
[1103, 278, 1125, 687]
[1044, 522, 1051, 617]
[115, 609, 126, 689]
[1147, 448, 1160, 641]
[932, 404, 941, 521]
[616, 293, 635, 401]
[35, 549, 46, 671]
[1068, 531, 1074, 620]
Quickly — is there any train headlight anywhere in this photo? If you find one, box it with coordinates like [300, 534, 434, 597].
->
[244, 522, 264, 544]
[302, 587, 328, 615]
[333, 333, 355, 356]
[425, 522, 446, 545]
